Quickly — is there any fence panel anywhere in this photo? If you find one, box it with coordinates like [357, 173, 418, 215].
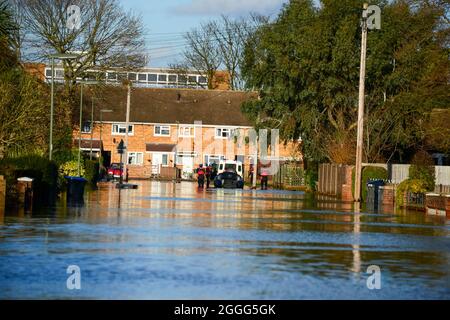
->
[435, 166, 450, 186]
[391, 164, 410, 184]
[318, 163, 353, 197]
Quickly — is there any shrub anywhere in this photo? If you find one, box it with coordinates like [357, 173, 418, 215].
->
[83, 159, 99, 184]
[58, 160, 85, 189]
[304, 168, 318, 192]
[352, 166, 388, 201]
[396, 179, 429, 207]
[0, 154, 58, 206]
[409, 151, 435, 191]
[52, 148, 78, 166]
[59, 160, 84, 177]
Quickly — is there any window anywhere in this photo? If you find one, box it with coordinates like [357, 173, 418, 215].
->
[154, 125, 170, 136]
[81, 121, 92, 133]
[179, 126, 194, 137]
[204, 155, 224, 165]
[178, 75, 187, 84]
[215, 128, 233, 139]
[128, 152, 143, 165]
[176, 152, 196, 165]
[128, 73, 137, 81]
[45, 69, 52, 77]
[55, 69, 64, 78]
[188, 75, 197, 83]
[158, 74, 167, 82]
[168, 75, 177, 83]
[148, 74, 157, 82]
[86, 72, 97, 81]
[107, 72, 117, 80]
[198, 76, 207, 84]
[112, 124, 134, 135]
[162, 154, 169, 166]
[225, 163, 237, 171]
[138, 73, 147, 82]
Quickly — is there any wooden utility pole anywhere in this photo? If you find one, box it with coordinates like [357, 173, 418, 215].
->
[252, 153, 258, 189]
[123, 83, 131, 182]
[354, 3, 369, 203]
[354, 3, 381, 203]
[252, 132, 258, 189]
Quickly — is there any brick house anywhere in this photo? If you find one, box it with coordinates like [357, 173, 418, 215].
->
[74, 86, 302, 179]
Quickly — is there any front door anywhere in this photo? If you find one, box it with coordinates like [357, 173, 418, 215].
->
[152, 153, 169, 175]
[181, 156, 194, 179]
[152, 154, 163, 175]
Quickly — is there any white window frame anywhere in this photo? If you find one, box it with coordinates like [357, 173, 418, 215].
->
[81, 121, 92, 134]
[175, 152, 196, 165]
[179, 126, 195, 138]
[112, 123, 134, 136]
[127, 152, 143, 165]
[215, 127, 233, 139]
[204, 154, 225, 165]
[154, 125, 171, 137]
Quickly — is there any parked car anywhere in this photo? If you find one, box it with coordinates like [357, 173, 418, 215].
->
[218, 160, 244, 177]
[107, 163, 122, 181]
[214, 171, 244, 189]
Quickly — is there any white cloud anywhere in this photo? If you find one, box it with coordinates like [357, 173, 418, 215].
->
[172, 0, 287, 16]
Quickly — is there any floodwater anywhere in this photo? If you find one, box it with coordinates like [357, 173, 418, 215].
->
[0, 180, 449, 299]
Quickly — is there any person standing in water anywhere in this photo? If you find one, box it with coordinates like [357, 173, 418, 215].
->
[260, 167, 269, 190]
[196, 164, 205, 188]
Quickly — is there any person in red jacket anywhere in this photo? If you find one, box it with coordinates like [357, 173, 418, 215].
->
[196, 164, 205, 188]
[260, 167, 269, 190]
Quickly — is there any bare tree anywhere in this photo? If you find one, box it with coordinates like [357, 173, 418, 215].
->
[175, 13, 268, 90]
[210, 16, 242, 90]
[179, 21, 222, 90]
[15, 0, 147, 87]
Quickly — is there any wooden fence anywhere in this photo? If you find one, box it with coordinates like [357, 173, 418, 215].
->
[390, 164, 450, 186]
[317, 164, 354, 197]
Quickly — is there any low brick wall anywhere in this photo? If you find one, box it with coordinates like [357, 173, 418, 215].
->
[341, 166, 354, 202]
[425, 193, 450, 217]
[380, 185, 395, 205]
[159, 167, 180, 180]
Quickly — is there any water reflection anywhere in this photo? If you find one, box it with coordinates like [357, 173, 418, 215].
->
[0, 180, 449, 299]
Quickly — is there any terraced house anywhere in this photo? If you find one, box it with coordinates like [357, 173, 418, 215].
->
[24, 63, 302, 179]
[74, 86, 302, 179]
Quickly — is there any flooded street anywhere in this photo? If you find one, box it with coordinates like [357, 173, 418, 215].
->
[0, 180, 449, 299]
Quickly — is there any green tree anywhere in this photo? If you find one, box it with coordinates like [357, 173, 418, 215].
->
[0, 0, 50, 159]
[241, 0, 449, 165]
[0, 0, 18, 70]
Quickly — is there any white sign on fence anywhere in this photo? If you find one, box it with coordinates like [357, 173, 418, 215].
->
[391, 164, 450, 186]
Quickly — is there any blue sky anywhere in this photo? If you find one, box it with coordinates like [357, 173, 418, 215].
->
[121, 0, 289, 67]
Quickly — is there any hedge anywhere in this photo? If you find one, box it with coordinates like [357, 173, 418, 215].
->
[0, 155, 58, 206]
[352, 166, 388, 201]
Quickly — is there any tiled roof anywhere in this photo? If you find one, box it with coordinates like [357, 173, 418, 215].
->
[82, 87, 256, 127]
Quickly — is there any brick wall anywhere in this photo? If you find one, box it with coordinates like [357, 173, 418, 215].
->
[380, 186, 395, 206]
[341, 166, 354, 202]
[74, 123, 301, 179]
